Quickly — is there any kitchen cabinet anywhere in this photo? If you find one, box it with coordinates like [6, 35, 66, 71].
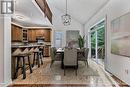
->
[11, 24, 22, 42]
[22, 29, 28, 42]
[28, 29, 36, 42]
[44, 30, 51, 42]
[44, 46, 50, 57]
[36, 30, 44, 36]
[28, 29, 51, 42]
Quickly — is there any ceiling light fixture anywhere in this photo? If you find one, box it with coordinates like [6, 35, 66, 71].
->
[16, 15, 24, 20]
[61, 0, 71, 26]
[12, 12, 29, 21]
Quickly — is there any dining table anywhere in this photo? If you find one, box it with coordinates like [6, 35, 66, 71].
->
[56, 48, 84, 69]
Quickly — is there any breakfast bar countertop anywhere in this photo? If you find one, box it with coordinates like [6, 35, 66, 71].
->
[11, 44, 47, 48]
[11, 45, 44, 48]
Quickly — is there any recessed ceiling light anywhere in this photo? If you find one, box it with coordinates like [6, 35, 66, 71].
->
[12, 12, 29, 21]
[16, 15, 24, 20]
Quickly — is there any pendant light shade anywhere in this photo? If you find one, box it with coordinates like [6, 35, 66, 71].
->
[61, 0, 71, 26]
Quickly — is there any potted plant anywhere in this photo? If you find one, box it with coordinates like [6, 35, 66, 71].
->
[78, 35, 85, 49]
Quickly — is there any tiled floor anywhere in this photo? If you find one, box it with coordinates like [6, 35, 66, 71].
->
[11, 57, 119, 87]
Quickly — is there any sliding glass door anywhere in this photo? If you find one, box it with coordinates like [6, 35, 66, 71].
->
[91, 31, 96, 61]
[90, 20, 105, 65]
[97, 26, 105, 65]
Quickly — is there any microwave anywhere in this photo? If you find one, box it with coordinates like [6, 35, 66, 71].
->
[36, 36, 45, 44]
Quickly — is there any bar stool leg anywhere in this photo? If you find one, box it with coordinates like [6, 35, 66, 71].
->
[37, 52, 40, 68]
[40, 52, 43, 65]
[28, 56, 32, 73]
[14, 57, 20, 79]
[22, 57, 26, 79]
[32, 53, 35, 67]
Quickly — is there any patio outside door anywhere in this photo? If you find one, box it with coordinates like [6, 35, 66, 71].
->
[90, 20, 105, 65]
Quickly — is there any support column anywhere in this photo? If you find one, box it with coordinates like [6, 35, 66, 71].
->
[0, 0, 12, 86]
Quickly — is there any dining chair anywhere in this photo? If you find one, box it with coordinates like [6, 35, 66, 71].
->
[50, 47, 61, 68]
[63, 48, 78, 76]
[78, 48, 89, 66]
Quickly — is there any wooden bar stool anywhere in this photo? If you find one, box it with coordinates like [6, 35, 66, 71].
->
[14, 53, 32, 79]
[39, 50, 43, 65]
[39, 46, 44, 57]
[32, 50, 43, 68]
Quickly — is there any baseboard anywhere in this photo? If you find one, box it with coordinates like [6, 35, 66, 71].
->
[0, 83, 6, 87]
[0, 80, 12, 87]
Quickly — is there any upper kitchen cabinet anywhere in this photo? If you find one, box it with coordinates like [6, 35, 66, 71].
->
[28, 29, 51, 42]
[22, 29, 28, 42]
[28, 29, 36, 42]
[36, 30, 44, 37]
[11, 24, 22, 42]
[44, 29, 51, 42]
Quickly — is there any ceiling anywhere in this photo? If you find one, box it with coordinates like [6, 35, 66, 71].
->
[12, 0, 109, 27]
[12, 0, 52, 27]
[47, 0, 109, 24]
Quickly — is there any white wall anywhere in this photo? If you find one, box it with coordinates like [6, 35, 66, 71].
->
[51, 7, 83, 47]
[85, 0, 130, 85]
[0, 16, 12, 87]
[0, 0, 12, 86]
[0, 12, 4, 86]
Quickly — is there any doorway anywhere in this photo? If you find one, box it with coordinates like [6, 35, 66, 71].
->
[90, 20, 105, 65]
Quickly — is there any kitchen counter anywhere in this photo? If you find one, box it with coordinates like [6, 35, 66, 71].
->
[11, 44, 45, 48]
[11, 44, 51, 80]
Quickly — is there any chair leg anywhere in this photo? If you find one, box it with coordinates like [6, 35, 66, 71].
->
[50, 60, 54, 68]
[75, 66, 78, 76]
[64, 66, 66, 76]
[28, 56, 32, 73]
[84, 61, 87, 66]
[75, 69, 77, 76]
[86, 60, 88, 67]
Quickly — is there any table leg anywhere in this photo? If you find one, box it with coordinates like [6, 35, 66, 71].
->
[61, 53, 64, 69]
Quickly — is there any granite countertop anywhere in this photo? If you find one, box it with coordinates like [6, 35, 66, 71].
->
[11, 42, 51, 48]
[11, 44, 45, 48]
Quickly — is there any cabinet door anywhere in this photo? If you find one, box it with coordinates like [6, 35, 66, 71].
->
[44, 46, 50, 57]
[28, 30, 32, 41]
[11, 25, 22, 41]
[28, 30, 36, 42]
[13, 25, 18, 41]
[32, 30, 36, 41]
[44, 30, 51, 42]
[36, 30, 43, 36]
[17, 27, 22, 41]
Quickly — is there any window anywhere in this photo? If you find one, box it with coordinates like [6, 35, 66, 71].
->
[54, 31, 62, 48]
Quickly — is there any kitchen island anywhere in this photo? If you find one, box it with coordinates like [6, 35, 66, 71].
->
[11, 44, 51, 80]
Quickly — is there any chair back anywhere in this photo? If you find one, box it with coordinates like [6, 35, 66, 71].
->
[50, 47, 56, 60]
[64, 48, 77, 66]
